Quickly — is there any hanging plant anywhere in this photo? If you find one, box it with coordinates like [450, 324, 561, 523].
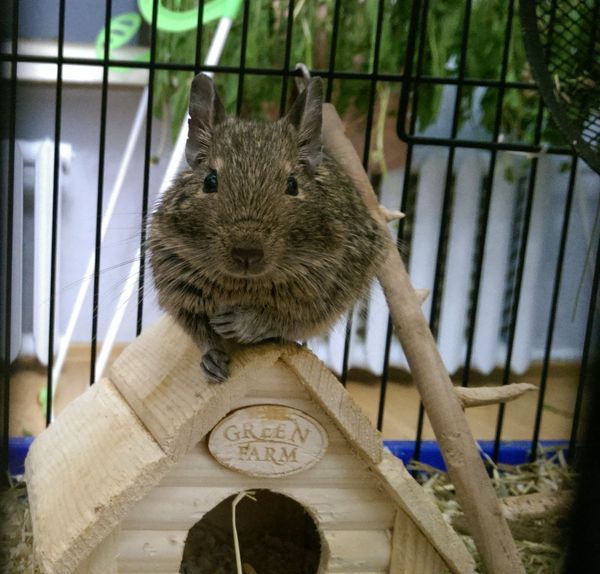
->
[95, 1, 567, 164]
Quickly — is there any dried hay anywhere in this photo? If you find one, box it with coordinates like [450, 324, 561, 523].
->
[411, 446, 575, 573]
[0, 478, 37, 574]
[1, 446, 574, 573]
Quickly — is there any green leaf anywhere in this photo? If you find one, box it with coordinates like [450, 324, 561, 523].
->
[38, 388, 47, 414]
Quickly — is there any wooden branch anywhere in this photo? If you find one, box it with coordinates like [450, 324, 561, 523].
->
[379, 205, 405, 222]
[415, 288, 430, 305]
[454, 383, 537, 408]
[321, 103, 525, 574]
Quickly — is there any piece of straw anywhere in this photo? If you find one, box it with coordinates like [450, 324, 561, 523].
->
[231, 490, 257, 574]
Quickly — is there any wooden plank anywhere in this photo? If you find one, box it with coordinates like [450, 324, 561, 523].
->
[390, 511, 448, 574]
[322, 530, 391, 571]
[243, 359, 311, 399]
[117, 530, 187, 573]
[119, 529, 391, 573]
[73, 528, 119, 574]
[122, 487, 239, 532]
[160, 440, 378, 488]
[110, 316, 284, 458]
[373, 450, 475, 574]
[25, 379, 170, 574]
[122, 486, 395, 532]
[233, 357, 359, 452]
[282, 349, 383, 464]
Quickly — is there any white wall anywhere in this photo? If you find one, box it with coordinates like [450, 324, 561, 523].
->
[16, 83, 170, 347]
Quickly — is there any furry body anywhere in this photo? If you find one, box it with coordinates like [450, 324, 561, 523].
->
[149, 75, 387, 381]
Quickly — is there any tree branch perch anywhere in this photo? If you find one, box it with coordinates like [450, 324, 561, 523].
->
[322, 102, 525, 574]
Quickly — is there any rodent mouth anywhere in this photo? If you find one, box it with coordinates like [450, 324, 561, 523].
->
[223, 263, 270, 279]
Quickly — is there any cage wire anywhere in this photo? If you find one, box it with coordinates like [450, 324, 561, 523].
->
[1, 0, 599, 480]
[520, 0, 600, 175]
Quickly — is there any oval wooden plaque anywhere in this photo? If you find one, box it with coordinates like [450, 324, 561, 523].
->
[208, 405, 328, 477]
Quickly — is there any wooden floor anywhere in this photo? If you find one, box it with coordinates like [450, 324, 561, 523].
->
[8, 345, 583, 442]
[347, 365, 581, 441]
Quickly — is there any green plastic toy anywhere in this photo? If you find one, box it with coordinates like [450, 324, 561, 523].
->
[95, 0, 242, 67]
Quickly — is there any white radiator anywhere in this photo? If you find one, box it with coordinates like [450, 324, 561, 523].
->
[309, 152, 598, 376]
[6, 139, 72, 365]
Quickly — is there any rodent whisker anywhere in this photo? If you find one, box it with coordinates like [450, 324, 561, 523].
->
[92, 274, 157, 315]
[57, 256, 144, 295]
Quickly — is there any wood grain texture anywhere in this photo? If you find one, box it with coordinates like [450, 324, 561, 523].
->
[160, 439, 375, 489]
[109, 316, 283, 459]
[27, 314, 476, 573]
[374, 450, 476, 574]
[118, 529, 392, 573]
[390, 511, 448, 574]
[322, 530, 391, 571]
[117, 530, 187, 573]
[242, 358, 311, 399]
[110, 317, 383, 466]
[25, 379, 170, 574]
[454, 382, 537, 408]
[74, 528, 119, 574]
[122, 485, 395, 532]
[282, 348, 383, 464]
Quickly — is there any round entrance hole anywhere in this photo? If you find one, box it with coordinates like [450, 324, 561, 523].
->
[180, 489, 321, 574]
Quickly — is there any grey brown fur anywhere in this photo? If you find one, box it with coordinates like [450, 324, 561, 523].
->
[149, 73, 387, 382]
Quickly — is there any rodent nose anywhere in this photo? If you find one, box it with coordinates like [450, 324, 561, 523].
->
[231, 245, 264, 268]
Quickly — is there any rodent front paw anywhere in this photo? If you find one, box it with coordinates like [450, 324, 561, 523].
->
[201, 348, 230, 383]
[210, 308, 276, 344]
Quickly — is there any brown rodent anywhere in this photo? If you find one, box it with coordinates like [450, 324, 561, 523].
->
[149, 73, 387, 382]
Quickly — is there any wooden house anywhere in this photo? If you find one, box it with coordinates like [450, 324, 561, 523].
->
[25, 316, 475, 573]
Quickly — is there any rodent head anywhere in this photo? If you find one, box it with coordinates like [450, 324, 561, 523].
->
[152, 74, 345, 286]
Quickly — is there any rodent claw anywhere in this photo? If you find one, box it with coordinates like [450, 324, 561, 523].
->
[210, 309, 271, 344]
[201, 348, 230, 383]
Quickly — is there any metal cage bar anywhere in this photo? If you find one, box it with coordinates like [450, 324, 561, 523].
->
[530, 155, 578, 460]
[1, 0, 598, 479]
[135, 0, 160, 341]
[89, 0, 113, 386]
[461, 0, 516, 388]
[340, 0, 387, 388]
[0, 0, 20, 481]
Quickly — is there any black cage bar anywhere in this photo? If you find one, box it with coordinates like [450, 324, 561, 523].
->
[1, 0, 599, 480]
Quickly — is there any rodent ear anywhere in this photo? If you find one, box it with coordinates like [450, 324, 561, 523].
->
[285, 77, 323, 174]
[186, 73, 227, 169]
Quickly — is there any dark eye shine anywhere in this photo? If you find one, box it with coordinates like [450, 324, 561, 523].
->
[287, 175, 299, 196]
[203, 169, 218, 193]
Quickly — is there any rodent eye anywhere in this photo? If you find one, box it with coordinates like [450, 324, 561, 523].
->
[286, 175, 299, 196]
[203, 169, 218, 193]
